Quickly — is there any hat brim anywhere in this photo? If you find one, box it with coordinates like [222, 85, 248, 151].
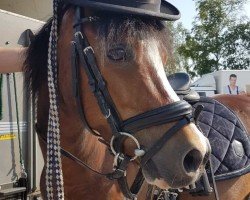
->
[64, 0, 181, 21]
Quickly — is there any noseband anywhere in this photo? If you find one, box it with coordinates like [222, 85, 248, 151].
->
[69, 6, 193, 199]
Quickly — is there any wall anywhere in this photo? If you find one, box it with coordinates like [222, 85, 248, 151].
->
[0, 0, 51, 21]
[0, 9, 44, 195]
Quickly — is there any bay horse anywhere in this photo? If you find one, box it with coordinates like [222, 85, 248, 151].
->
[178, 95, 250, 200]
[24, 5, 210, 200]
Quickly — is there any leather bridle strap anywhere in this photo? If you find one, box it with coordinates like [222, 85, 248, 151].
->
[113, 116, 192, 199]
[140, 116, 192, 166]
[74, 31, 122, 137]
[122, 100, 192, 133]
[69, 6, 194, 199]
[72, 7, 193, 137]
[71, 39, 102, 136]
[130, 169, 145, 195]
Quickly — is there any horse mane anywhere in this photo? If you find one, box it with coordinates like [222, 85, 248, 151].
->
[24, 18, 51, 97]
[24, 2, 67, 96]
[24, 7, 173, 96]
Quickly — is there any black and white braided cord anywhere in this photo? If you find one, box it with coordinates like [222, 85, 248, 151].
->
[46, 0, 65, 199]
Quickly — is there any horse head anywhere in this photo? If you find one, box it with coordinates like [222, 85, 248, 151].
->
[25, 1, 211, 198]
[60, 6, 210, 187]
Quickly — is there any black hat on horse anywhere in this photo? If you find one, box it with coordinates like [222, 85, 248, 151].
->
[63, 0, 180, 21]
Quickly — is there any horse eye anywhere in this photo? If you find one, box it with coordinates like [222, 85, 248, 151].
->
[107, 48, 126, 61]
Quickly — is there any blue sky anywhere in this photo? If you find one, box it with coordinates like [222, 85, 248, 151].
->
[167, 0, 250, 30]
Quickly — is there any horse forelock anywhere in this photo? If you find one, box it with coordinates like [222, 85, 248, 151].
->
[95, 15, 173, 66]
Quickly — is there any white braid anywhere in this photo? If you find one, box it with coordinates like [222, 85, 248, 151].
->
[46, 0, 65, 199]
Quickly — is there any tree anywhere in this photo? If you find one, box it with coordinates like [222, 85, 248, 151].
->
[178, 0, 250, 76]
[165, 22, 191, 75]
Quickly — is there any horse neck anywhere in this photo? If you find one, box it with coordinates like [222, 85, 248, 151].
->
[59, 101, 109, 168]
[36, 77, 111, 173]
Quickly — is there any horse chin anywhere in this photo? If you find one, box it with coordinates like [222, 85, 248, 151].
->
[144, 176, 171, 190]
[143, 170, 200, 190]
[142, 160, 203, 189]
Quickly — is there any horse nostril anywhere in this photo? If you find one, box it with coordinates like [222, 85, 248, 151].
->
[183, 149, 203, 173]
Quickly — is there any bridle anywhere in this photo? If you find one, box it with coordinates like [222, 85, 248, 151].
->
[67, 6, 195, 199]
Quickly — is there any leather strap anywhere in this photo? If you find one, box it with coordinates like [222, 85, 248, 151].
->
[74, 31, 122, 137]
[35, 124, 112, 176]
[130, 169, 145, 195]
[118, 177, 136, 200]
[122, 101, 192, 133]
[208, 159, 220, 200]
[140, 116, 192, 167]
[68, 6, 195, 199]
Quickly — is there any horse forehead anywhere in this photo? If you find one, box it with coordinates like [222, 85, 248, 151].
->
[141, 39, 165, 70]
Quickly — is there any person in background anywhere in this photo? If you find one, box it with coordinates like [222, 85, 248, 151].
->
[223, 74, 245, 95]
[0, 47, 25, 73]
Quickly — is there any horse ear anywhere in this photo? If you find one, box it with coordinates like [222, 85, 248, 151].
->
[18, 29, 35, 47]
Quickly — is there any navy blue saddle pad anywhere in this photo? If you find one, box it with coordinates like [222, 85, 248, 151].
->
[193, 97, 250, 181]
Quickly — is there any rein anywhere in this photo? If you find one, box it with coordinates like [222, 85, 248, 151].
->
[66, 6, 194, 199]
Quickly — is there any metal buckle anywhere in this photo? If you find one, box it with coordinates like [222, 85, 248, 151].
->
[110, 132, 145, 161]
[83, 46, 94, 54]
[104, 109, 111, 119]
[113, 153, 123, 168]
[73, 16, 99, 28]
[112, 153, 127, 176]
[156, 190, 178, 200]
[88, 16, 99, 22]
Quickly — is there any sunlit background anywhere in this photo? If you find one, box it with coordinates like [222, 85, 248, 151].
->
[168, 0, 250, 30]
